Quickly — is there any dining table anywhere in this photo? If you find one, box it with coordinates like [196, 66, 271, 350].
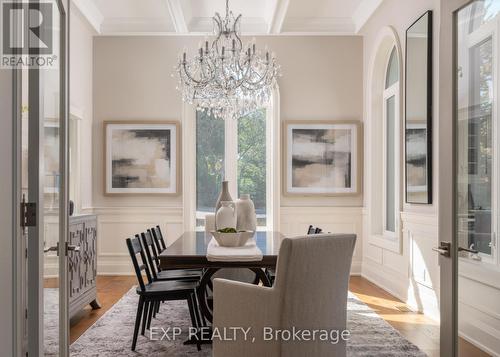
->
[158, 231, 285, 325]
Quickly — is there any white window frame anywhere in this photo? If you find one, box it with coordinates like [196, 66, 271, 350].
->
[462, 15, 498, 264]
[223, 109, 272, 230]
[382, 84, 400, 238]
[183, 92, 280, 232]
[382, 52, 401, 240]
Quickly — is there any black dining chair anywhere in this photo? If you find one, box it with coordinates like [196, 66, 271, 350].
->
[151, 225, 168, 253]
[140, 230, 202, 282]
[126, 237, 202, 351]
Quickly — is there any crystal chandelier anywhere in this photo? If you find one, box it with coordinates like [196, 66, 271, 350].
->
[176, 0, 280, 120]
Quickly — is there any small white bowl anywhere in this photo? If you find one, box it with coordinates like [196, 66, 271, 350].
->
[210, 231, 255, 247]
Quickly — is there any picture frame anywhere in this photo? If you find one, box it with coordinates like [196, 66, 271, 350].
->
[104, 121, 181, 195]
[282, 120, 363, 196]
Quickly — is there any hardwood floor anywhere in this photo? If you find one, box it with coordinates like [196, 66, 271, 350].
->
[349, 276, 440, 357]
[69, 276, 136, 343]
[63, 275, 490, 356]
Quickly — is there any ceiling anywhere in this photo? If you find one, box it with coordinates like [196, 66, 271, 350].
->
[72, 0, 384, 36]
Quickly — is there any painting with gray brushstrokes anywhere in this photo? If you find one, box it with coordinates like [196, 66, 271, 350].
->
[106, 123, 177, 194]
[289, 126, 354, 193]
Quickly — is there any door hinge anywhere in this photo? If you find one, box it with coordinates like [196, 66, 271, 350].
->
[25, 308, 27, 319]
[20, 194, 36, 229]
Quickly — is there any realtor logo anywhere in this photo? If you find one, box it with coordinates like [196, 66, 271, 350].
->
[1, 0, 56, 68]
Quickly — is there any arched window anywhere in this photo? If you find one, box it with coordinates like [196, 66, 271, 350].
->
[383, 47, 400, 235]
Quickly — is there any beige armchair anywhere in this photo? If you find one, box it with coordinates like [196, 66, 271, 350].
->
[213, 234, 356, 357]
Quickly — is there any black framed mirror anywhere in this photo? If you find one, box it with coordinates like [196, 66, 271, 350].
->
[405, 11, 433, 204]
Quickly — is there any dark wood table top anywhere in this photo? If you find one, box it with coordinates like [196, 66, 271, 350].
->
[159, 231, 285, 269]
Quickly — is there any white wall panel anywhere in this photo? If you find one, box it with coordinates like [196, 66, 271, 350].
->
[280, 206, 363, 274]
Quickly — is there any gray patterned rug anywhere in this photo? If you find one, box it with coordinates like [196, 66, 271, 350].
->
[44, 288, 427, 356]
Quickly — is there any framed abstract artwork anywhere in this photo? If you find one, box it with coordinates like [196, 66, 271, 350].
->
[104, 121, 181, 194]
[283, 121, 362, 196]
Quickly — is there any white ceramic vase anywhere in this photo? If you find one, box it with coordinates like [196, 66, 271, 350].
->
[236, 194, 257, 232]
[216, 201, 237, 230]
[215, 181, 232, 214]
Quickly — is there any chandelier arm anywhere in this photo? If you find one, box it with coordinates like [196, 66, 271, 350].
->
[212, 13, 224, 55]
[181, 63, 211, 86]
[233, 14, 243, 50]
[243, 66, 272, 87]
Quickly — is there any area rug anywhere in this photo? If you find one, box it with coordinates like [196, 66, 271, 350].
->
[44, 288, 427, 356]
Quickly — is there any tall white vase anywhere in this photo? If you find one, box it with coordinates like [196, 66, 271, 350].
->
[216, 201, 237, 230]
[236, 194, 257, 231]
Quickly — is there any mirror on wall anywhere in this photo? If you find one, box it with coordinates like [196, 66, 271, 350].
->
[405, 11, 433, 204]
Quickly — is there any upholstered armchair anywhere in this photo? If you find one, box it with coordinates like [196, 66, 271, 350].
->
[213, 234, 356, 357]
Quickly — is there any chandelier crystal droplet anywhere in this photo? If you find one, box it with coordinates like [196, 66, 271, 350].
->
[175, 0, 281, 120]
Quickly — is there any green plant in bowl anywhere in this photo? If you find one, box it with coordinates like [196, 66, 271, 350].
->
[217, 227, 237, 233]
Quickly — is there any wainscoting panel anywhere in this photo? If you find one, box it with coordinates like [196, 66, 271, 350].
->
[83, 205, 364, 276]
[280, 206, 363, 274]
[362, 211, 440, 320]
[459, 260, 500, 356]
[91, 206, 183, 275]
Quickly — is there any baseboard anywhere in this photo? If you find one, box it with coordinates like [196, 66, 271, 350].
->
[351, 260, 362, 275]
[361, 263, 408, 302]
[459, 331, 500, 357]
[361, 258, 440, 320]
[98, 256, 134, 275]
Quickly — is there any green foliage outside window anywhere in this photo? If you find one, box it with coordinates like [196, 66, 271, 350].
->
[196, 109, 267, 223]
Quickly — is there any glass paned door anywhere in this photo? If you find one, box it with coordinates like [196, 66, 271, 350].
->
[456, 1, 500, 355]
[16, 0, 69, 355]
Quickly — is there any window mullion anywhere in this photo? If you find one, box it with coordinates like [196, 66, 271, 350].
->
[225, 118, 238, 199]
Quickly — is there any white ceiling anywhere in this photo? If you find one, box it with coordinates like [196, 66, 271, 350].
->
[72, 0, 384, 36]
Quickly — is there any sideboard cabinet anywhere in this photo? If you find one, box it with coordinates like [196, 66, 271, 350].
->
[68, 214, 100, 318]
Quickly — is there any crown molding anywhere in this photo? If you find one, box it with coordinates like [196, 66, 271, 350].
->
[282, 17, 355, 34]
[352, 0, 385, 33]
[268, 0, 290, 34]
[71, 0, 103, 34]
[165, 0, 188, 33]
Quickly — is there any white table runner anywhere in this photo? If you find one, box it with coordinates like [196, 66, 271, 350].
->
[206, 238, 263, 262]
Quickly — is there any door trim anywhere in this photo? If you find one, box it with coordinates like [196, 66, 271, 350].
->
[58, 0, 70, 355]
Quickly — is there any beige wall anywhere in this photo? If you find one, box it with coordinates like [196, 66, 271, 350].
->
[71, 8, 95, 211]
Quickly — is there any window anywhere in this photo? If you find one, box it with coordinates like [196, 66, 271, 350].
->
[456, 3, 497, 259]
[383, 47, 400, 235]
[196, 109, 268, 229]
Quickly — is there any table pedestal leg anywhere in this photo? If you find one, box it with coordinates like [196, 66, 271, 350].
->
[195, 266, 273, 325]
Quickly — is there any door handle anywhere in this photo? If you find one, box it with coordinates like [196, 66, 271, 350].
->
[458, 246, 479, 254]
[432, 241, 451, 257]
[67, 244, 81, 252]
[44, 245, 58, 253]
